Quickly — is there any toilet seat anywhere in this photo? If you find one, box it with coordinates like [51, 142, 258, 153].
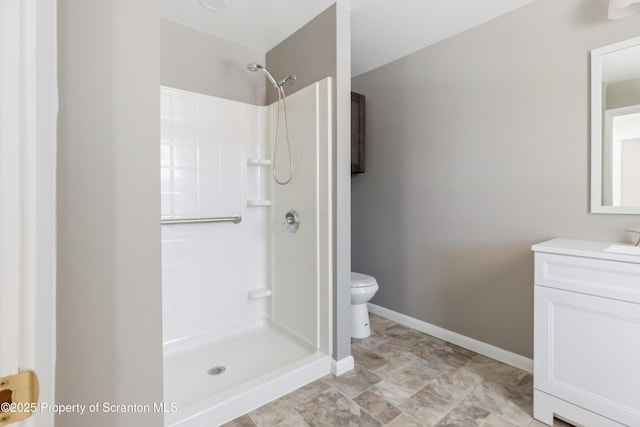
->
[350, 272, 377, 288]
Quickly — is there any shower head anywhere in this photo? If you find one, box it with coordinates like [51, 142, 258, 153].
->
[247, 63, 279, 89]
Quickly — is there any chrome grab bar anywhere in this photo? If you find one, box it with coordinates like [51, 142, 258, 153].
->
[161, 214, 241, 225]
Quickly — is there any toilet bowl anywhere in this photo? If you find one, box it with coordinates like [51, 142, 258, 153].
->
[350, 272, 379, 339]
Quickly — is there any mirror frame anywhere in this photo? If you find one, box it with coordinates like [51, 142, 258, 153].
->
[590, 35, 640, 215]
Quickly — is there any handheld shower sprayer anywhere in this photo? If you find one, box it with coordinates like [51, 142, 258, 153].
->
[247, 63, 278, 89]
[246, 63, 296, 185]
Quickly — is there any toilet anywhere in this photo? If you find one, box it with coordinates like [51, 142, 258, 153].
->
[350, 272, 379, 339]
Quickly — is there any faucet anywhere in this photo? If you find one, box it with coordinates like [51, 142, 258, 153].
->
[625, 229, 640, 246]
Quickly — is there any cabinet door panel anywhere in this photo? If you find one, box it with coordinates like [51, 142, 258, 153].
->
[534, 286, 640, 425]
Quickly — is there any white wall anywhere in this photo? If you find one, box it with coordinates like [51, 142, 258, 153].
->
[272, 79, 332, 352]
[621, 139, 640, 205]
[161, 88, 270, 344]
[161, 83, 331, 354]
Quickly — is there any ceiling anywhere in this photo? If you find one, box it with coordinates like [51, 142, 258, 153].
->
[160, 0, 537, 77]
[602, 44, 640, 83]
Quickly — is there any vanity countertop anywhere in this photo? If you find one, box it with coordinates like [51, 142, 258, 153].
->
[532, 238, 640, 264]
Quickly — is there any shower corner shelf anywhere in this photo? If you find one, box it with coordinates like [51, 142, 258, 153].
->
[246, 158, 272, 166]
[247, 200, 271, 207]
[248, 288, 272, 299]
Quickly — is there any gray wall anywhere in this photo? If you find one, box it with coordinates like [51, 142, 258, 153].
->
[161, 19, 266, 105]
[57, 1, 164, 425]
[267, 3, 352, 361]
[606, 78, 640, 109]
[265, 7, 336, 105]
[351, 0, 640, 358]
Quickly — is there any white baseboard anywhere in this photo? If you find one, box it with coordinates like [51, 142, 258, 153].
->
[368, 303, 533, 373]
[331, 355, 354, 376]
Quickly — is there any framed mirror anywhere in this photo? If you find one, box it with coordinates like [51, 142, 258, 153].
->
[591, 36, 640, 214]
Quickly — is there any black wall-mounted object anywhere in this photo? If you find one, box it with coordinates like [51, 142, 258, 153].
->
[351, 91, 365, 174]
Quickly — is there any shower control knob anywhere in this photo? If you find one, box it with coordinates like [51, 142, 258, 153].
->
[283, 210, 300, 233]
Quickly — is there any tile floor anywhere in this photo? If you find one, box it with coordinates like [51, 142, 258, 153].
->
[223, 314, 574, 427]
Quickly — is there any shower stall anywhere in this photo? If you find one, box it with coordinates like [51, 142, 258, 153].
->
[160, 78, 333, 426]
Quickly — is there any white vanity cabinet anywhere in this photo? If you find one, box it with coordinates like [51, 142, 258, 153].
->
[532, 239, 640, 427]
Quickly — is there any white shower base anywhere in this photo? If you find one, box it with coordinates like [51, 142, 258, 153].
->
[163, 319, 332, 426]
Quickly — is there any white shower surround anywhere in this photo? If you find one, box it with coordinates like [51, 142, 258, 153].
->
[160, 79, 332, 426]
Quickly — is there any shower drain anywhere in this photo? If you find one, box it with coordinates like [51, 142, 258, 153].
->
[207, 366, 226, 376]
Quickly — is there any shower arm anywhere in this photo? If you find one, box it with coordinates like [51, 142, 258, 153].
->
[277, 75, 296, 87]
